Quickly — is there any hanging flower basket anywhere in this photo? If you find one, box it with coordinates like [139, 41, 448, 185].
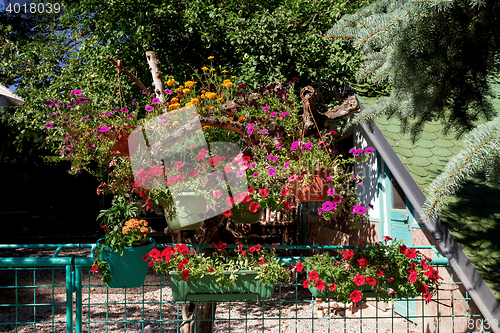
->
[165, 192, 206, 230]
[230, 202, 264, 224]
[169, 270, 275, 302]
[293, 169, 333, 202]
[97, 237, 156, 288]
[108, 126, 135, 156]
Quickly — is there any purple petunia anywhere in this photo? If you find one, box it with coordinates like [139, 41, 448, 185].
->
[262, 106, 270, 111]
[142, 89, 148, 94]
[291, 140, 300, 151]
[276, 142, 282, 148]
[132, 99, 137, 105]
[260, 129, 268, 134]
[122, 108, 129, 113]
[152, 98, 160, 104]
[98, 126, 111, 132]
[67, 101, 76, 107]
[44, 123, 54, 129]
[270, 112, 278, 117]
[327, 188, 335, 196]
[302, 142, 312, 150]
[145, 106, 154, 112]
[105, 112, 112, 117]
[284, 161, 290, 169]
[77, 97, 89, 104]
[269, 167, 276, 176]
[165, 89, 173, 95]
[248, 123, 255, 134]
[322, 201, 336, 211]
[279, 111, 289, 118]
[365, 147, 374, 154]
[352, 205, 367, 214]
[253, 172, 259, 177]
[333, 195, 342, 204]
[70, 90, 82, 95]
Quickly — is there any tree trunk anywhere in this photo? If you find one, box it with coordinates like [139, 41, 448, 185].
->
[145, 51, 166, 103]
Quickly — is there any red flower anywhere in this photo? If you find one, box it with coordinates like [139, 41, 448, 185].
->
[91, 264, 99, 276]
[399, 244, 407, 254]
[350, 290, 362, 303]
[225, 197, 234, 206]
[223, 209, 232, 217]
[405, 248, 417, 260]
[383, 236, 393, 242]
[161, 248, 172, 261]
[283, 200, 291, 210]
[295, 262, 304, 273]
[329, 282, 337, 292]
[209, 267, 214, 273]
[248, 187, 254, 194]
[254, 244, 262, 251]
[178, 244, 189, 254]
[353, 274, 366, 286]
[315, 279, 326, 291]
[249, 246, 256, 253]
[217, 241, 227, 251]
[377, 270, 384, 277]
[408, 271, 418, 283]
[148, 260, 154, 267]
[259, 257, 265, 265]
[243, 156, 250, 161]
[210, 242, 216, 248]
[343, 249, 354, 260]
[357, 258, 369, 267]
[281, 188, 290, 197]
[249, 201, 260, 213]
[423, 292, 432, 303]
[418, 284, 428, 294]
[182, 269, 190, 281]
[366, 277, 376, 286]
[243, 195, 251, 203]
[258, 189, 269, 197]
[178, 262, 186, 270]
[308, 270, 319, 281]
[142, 254, 149, 262]
[303, 279, 310, 288]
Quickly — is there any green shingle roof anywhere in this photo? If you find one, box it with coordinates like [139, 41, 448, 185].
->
[359, 88, 500, 299]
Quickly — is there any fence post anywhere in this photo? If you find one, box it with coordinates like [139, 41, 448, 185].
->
[74, 265, 83, 333]
[66, 265, 73, 333]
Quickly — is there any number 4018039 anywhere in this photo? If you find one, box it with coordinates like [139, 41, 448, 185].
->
[5, 2, 61, 14]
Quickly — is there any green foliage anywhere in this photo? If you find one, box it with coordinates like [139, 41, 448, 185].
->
[327, 0, 500, 141]
[1, 0, 373, 157]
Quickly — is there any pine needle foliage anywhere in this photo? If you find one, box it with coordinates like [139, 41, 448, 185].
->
[327, 0, 500, 142]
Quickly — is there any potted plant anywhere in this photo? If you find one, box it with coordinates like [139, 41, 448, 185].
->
[144, 240, 290, 301]
[292, 237, 442, 307]
[91, 196, 156, 288]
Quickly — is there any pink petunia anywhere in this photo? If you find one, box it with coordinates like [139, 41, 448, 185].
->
[269, 168, 276, 176]
[276, 142, 282, 148]
[284, 161, 290, 168]
[213, 190, 222, 199]
[270, 112, 278, 117]
[327, 188, 335, 196]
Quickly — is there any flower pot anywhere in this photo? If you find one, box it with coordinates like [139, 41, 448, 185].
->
[293, 169, 333, 202]
[108, 126, 134, 156]
[230, 203, 264, 224]
[169, 270, 275, 302]
[165, 192, 206, 230]
[98, 237, 156, 288]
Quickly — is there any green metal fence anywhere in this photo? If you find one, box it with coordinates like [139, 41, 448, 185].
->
[0, 244, 492, 333]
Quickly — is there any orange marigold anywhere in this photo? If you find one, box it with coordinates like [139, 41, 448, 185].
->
[169, 103, 180, 110]
[238, 116, 246, 122]
[166, 78, 175, 86]
[182, 88, 191, 94]
[205, 92, 217, 100]
[170, 97, 179, 104]
[184, 81, 197, 88]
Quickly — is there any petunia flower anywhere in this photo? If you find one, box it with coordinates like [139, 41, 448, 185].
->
[291, 140, 300, 151]
[260, 129, 268, 134]
[284, 161, 290, 168]
[276, 142, 282, 148]
[165, 89, 173, 95]
[152, 98, 159, 104]
[302, 142, 312, 150]
[269, 168, 276, 176]
[253, 172, 258, 177]
[327, 188, 335, 196]
[70, 90, 82, 95]
[145, 106, 154, 112]
[98, 126, 111, 132]
[262, 106, 270, 111]
[270, 112, 278, 117]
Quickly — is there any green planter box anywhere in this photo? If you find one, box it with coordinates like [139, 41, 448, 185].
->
[169, 270, 274, 302]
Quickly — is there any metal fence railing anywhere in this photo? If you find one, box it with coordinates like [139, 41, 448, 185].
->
[0, 244, 493, 333]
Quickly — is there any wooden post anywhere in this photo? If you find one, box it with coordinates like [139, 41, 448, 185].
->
[145, 51, 166, 103]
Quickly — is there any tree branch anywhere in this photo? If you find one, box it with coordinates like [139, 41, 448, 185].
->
[106, 55, 148, 92]
[146, 51, 166, 103]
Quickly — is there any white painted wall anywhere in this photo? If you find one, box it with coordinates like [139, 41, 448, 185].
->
[353, 125, 380, 221]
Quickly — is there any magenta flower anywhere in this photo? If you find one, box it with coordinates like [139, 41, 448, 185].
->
[105, 112, 112, 117]
[247, 124, 255, 134]
[322, 201, 336, 211]
[253, 172, 258, 177]
[327, 188, 335, 196]
[67, 101, 76, 107]
[44, 123, 54, 129]
[333, 195, 342, 203]
[145, 106, 154, 112]
[288, 174, 298, 182]
[77, 97, 89, 104]
[269, 168, 276, 176]
[284, 161, 290, 168]
[165, 89, 173, 95]
[267, 154, 273, 161]
[142, 89, 148, 94]
[122, 108, 129, 113]
[152, 98, 159, 104]
[302, 142, 312, 150]
[132, 99, 137, 105]
[357, 179, 363, 184]
[262, 106, 270, 111]
[291, 140, 300, 151]
[70, 90, 82, 95]
[276, 142, 282, 148]
[260, 129, 268, 134]
[237, 170, 245, 177]
[270, 112, 278, 117]
[318, 208, 323, 215]
[279, 111, 289, 118]
[249, 162, 255, 168]
[98, 126, 111, 132]
[272, 156, 278, 162]
[365, 147, 374, 154]
[352, 205, 367, 214]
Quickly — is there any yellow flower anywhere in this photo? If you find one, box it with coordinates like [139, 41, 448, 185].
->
[170, 97, 179, 104]
[174, 86, 184, 93]
[210, 68, 215, 71]
[231, 76, 236, 79]
[169, 103, 180, 110]
[221, 70, 228, 74]
[166, 78, 175, 86]
[223, 79, 233, 88]
[185, 101, 193, 106]
[205, 92, 217, 100]
[203, 126, 210, 130]
[201, 66, 209, 71]
[190, 98, 199, 104]
[200, 93, 205, 99]
[172, 121, 180, 127]
[216, 97, 223, 103]
[229, 117, 234, 121]
[208, 56, 214, 60]
[184, 81, 197, 88]
[238, 116, 246, 122]
[182, 88, 191, 94]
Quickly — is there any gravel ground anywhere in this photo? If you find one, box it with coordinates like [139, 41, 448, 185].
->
[0, 247, 479, 333]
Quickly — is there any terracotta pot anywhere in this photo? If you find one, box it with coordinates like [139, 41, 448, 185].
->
[108, 126, 135, 156]
[293, 169, 334, 202]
